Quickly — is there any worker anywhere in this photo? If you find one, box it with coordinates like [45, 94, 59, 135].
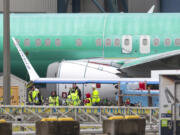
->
[91, 84, 100, 106]
[27, 81, 34, 105]
[115, 92, 118, 105]
[125, 98, 130, 106]
[68, 84, 82, 99]
[48, 91, 59, 106]
[32, 86, 42, 105]
[28, 89, 33, 105]
[66, 94, 72, 106]
[66, 89, 80, 106]
[84, 93, 92, 106]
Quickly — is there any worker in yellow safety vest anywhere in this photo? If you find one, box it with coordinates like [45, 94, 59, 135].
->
[66, 89, 80, 106]
[68, 84, 82, 100]
[84, 93, 92, 106]
[27, 81, 34, 105]
[28, 90, 33, 104]
[32, 86, 42, 105]
[48, 91, 59, 106]
[91, 84, 100, 106]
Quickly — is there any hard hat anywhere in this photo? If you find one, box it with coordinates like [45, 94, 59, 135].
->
[35, 88, 39, 92]
[91, 84, 96, 88]
[86, 93, 91, 98]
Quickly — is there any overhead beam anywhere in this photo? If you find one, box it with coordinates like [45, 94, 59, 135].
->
[3, 0, 10, 105]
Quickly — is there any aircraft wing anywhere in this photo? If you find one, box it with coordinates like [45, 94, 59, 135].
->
[120, 50, 180, 69]
[119, 50, 180, 77]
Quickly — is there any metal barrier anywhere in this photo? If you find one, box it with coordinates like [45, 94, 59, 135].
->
[0, 105, 159, 134]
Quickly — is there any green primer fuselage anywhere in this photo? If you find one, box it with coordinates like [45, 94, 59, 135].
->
[0, 13, 180, 79]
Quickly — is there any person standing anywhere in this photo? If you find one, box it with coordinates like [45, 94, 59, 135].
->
[32, 86, 42, 105]
[28, 89, 33, 105]
[84, 93, 92, 106]
[68, 84, 82, 100]
[67, 89, 80, 106]
[125, 98, 130, 106]
[27, 82, 34, 105]
[48, 91, 59, 106]
[91, 84, 100, 106]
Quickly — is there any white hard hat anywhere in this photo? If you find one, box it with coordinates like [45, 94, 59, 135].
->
[35, 88, 39, 92]
[91, 84, 96, 88]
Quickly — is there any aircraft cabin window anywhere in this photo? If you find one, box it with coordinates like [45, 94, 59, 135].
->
[36, 39, 41, 46]
[164, 38, 171, 46]
[153, 38, 160, 46]
[140, 35, 150, 54]
[175, 38, 180, 46]
[143, 39, 147, 46]
[122, 35, 132, 53]
[45, 38, 51, 46]
[96, 39, 101, 46]
[24, 39, 30, 46]
[105, 38, 111, 46]
[76, 39, 82, 46]
[55, 39, 61, 46]
[114, 38, 120, 46]
[125, 39, 129, 46]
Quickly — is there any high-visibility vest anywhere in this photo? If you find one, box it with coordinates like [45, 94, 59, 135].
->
[66, 95, 72, 105]
[69, 89, 79, 96]
[32, 90, 40, 104]
[67, 93, 80, 106]
[84, 98, 92, 106]
[92, 89, 100, 103]
[28, 91, 33, 103]
[49, 96, 59, 106]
